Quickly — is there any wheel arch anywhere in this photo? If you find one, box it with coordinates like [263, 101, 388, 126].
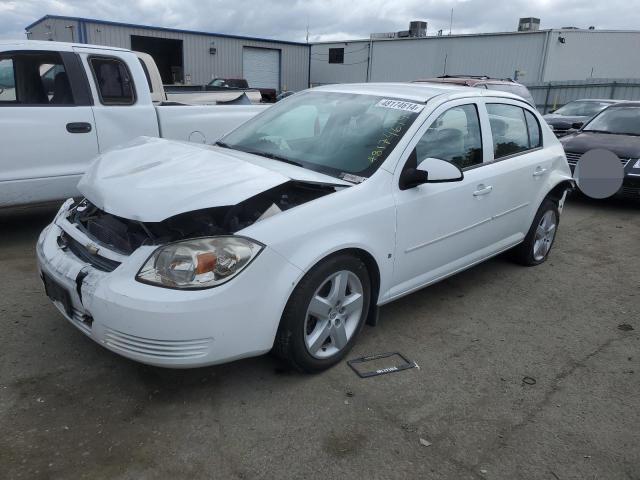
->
[545, 179, 575, 204]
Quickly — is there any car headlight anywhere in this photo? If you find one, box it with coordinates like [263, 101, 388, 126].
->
[633, 159, 640, 169]
[136, 236, 263, 289]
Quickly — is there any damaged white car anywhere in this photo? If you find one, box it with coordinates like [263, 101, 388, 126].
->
[37, 83, 573, 372]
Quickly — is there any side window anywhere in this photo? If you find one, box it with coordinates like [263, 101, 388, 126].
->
[487, 104, 541, 159]
[0, 58, 16, 102]
[328, 48, 344, 64]
[524, 110, 542, 148]
[90, 57, 135, 105]
[0, 52, 74, 105]
[415, 104, 483, 169]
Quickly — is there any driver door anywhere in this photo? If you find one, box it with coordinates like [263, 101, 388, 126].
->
[389, 100, 503, 299]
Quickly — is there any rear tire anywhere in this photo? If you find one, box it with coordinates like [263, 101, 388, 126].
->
[273, 254, 371, 373]
[510, 198, 559, 266]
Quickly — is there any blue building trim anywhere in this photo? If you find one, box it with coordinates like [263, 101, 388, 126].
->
[25, 14, 308, 47]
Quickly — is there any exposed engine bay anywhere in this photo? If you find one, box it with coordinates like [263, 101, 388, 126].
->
[68, 181, 342, 255]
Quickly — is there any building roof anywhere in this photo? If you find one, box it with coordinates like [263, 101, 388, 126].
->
[25, 14, 308, 47]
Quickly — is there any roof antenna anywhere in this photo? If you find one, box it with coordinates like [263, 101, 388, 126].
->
[449, 8, 453, 35]
[306, 15, 310, 43]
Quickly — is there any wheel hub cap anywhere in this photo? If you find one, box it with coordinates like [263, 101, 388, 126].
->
[533, 210, 557, 261]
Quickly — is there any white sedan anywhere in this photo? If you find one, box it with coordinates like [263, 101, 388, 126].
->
[37, 83, 573, 372]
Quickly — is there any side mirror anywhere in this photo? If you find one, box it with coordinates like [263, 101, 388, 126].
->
[571, 121, 584, 129]
[399, 157, 463, 190]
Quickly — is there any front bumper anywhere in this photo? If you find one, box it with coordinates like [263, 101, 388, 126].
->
[36, 201, 303, 368]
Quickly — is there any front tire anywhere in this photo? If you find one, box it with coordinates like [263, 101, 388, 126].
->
[274, 254, 371, 373]
[511, 198, 560, 266]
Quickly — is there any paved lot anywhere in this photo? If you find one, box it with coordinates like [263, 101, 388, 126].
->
[0, 196, 638, 480]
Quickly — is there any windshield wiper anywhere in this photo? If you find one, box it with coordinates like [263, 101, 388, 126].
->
[214, 140, 233, 149]
[239, 149, 304, 167]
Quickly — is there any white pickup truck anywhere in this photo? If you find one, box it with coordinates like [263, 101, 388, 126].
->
[0, 40, 267, 208]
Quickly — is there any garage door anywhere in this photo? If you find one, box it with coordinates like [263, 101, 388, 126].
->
[243, 47, 280, 91]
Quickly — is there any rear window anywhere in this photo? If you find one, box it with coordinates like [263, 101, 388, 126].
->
[90, 57, 135, 105]
[485, 83, 533, 103]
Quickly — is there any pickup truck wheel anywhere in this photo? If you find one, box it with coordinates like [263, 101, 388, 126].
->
[511, 199, 559, 266]
[274, 254, 370, 373]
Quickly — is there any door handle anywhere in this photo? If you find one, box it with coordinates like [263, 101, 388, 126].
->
[473, 185, 493, 196]
[66, 122, 92, 134]
[533, 167, 548, 177]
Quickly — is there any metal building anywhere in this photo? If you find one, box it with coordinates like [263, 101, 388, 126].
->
[310, 29, 640, 86]
[25, 15, 310, 92]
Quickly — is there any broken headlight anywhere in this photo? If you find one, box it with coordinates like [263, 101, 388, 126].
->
[136, 237, 263, 289]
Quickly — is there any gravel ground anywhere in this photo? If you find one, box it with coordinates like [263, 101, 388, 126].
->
[0, 196, 638, 480]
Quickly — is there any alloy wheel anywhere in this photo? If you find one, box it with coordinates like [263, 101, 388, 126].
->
[304, 270, 364, 359]
[533, 210, 557, 261]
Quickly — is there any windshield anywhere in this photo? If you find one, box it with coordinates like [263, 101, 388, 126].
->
[583, 106, 640, 135]
[221, 91, 423, 180]
[554, 101, 612, 117]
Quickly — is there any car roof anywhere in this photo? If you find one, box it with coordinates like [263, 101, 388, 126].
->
[414, 76, 522, 87]
[604, 101, 640, 107]
[570, 98, 621, 103]
[313, 82, 526, 104]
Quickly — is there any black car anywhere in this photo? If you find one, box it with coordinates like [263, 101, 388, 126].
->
[544, 99, 619, 137]
[560, 102, 640, 199]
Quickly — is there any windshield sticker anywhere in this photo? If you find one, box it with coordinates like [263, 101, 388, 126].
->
[375, 99, 425, 113]
[367, 114, 411, 164]
[340, 173, 367, 184]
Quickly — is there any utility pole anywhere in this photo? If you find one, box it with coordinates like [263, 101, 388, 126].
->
[449, 8, 453, 35]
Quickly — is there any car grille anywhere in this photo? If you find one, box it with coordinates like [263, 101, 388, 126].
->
[565, 152, 631, 168]
[620, 185, 640, 199]
[103, 328, 212, 360]
[62, 232, 121, 272]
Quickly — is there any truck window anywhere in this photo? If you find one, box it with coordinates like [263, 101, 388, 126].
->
[89, 57, 136, 105]
[0, 59, 16, 102]
[0, 52, 74, 105]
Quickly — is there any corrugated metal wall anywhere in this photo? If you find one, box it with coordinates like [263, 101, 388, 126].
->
[310, 32, 547, 85]
[27, 17, 310, 91]
[542, 31, 640, 82]
[370, 32, 546, 83]
[527, 79, 640, 113]
[310, 30, 640, 87]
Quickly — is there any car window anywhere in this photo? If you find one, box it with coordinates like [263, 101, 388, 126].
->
[583, 106, 640, 135]
[487, 104, 541, 158]
[90, 57, 135, 105]
[415, 104, 483, 169]
[0, 52, 74, 105]
[554, 101, 612, 117]
[524, 110, 542, 148]
[138, 58, 153, 93]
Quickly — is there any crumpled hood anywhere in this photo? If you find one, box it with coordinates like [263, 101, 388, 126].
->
[78, 137, 346, 222]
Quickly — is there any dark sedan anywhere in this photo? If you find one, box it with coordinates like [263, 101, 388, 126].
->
[560, 102, 640, 199]
[545, 99, 619, 137]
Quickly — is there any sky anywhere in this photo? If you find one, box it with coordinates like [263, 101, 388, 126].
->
[2, 0, 640, 42]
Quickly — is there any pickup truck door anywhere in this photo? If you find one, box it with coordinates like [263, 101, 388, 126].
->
[0, 50, 99, 207]
[74, 48, 159, 152]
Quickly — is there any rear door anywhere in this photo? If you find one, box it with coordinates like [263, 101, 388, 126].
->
[0, 49, 99, 207]
[74, 48, 159, 152]
[482, 100, 549, 237]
